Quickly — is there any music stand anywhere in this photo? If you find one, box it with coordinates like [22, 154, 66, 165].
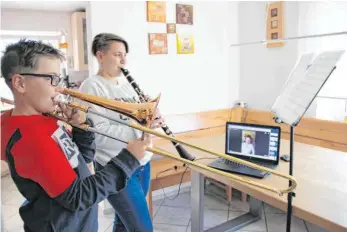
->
[271, 50, 345, 232]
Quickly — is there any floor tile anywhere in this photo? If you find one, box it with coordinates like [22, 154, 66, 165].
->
[104, 224, 114, 232]
[153, 206, 191, 226]
[161, 192, 191, 209]
[154, 223, 188, 232]
[229, 199, 250, 212]
[2, 189, 26, 206]
[266, 213, 307, 232]
[234, 216, 267, 231]
[203, 209, 229, 228]
[264, 203, 285, 214]
[153, 197, 165, 206]
[305, 221, 328, 232]
[3, 213, 23, 232]
[204, 194, 229, 211]
[98, 213, 114, 232]
[1, 176, 14, 189]
[185, 226, 212, 232]
[2, 204, 19, 221]
[153, 204, 161, 218]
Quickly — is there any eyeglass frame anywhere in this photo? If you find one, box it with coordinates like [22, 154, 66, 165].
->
[17, 73, 63, 86]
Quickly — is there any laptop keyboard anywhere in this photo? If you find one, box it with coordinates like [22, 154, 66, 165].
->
[218, 158, 275, 170]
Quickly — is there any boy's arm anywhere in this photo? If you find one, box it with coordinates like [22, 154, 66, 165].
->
[11, 133, 140, 212]
[71, 118, 96, 164]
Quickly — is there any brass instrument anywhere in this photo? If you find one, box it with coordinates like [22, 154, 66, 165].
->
[1, 91, 297, 196]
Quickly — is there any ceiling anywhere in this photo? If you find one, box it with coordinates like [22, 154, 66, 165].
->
[1, 1, 87, 12]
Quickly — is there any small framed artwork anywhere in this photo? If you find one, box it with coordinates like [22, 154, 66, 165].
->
[271, 8, 278, 17]
[271, 33, 278, 40]
[266, 2, 284, 48]
[147, 1, 166, 23]
[271, 20, 278, 29]
[177, 34, 194, 54]
[148, 33, 168, 55]
[176, 4, 193, 25]
[167, 23, 176, 34]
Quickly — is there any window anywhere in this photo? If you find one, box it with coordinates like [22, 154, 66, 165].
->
[316, 96, 347, 122]
[0, 30, 60, 110]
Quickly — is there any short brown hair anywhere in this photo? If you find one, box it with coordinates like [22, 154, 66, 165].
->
[1, 39, 63, 87]
[91, 33, 129, 56]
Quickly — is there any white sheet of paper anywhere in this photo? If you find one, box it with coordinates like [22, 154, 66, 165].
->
[271, 50, 345, 126]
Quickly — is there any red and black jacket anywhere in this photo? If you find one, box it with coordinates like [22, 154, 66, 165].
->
[1, 111, 140, 232]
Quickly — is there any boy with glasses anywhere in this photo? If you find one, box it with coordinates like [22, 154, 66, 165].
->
[0, 39, 151, 232]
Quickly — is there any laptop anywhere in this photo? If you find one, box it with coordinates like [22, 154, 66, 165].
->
[208, 122, 281, 178]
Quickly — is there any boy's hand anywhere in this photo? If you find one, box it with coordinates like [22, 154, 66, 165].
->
[150, 108, 165, 129]
[59, 103, 87, 125]
[126, 135, 152, 161]
[150, 117, 165, 129]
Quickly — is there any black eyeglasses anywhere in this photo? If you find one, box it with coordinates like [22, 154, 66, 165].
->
[19, 73, 62, 86]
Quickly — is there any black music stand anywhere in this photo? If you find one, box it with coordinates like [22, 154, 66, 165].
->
[271, 50, 345, 232]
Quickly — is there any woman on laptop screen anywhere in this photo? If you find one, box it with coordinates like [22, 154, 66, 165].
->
[241, 132, 255, 154]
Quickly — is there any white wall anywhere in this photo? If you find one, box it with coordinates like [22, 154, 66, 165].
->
[297, 2, 347, 121]
[238, 1, 300, 112]
[298, 2, 347, 99]
[86, 1, 240, 115]
[238, 1, 347, 119]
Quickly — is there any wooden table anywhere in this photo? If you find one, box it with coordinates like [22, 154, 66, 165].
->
[156, 133, 347, 232]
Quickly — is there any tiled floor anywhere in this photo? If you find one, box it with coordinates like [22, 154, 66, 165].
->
[2, 175, 327, 232]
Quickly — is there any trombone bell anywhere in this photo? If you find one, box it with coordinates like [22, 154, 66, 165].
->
[56, 87, 161, 124]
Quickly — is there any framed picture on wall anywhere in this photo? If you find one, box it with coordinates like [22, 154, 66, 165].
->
[266, 1, 284, 48]
[148, 33, 168, 54]
[147, 1, 166, 23]
[167, 23, 176, 33]
[271, 20, 278, 29]
[177, 34, 194, 54]
[176, 4, 193, 25]
[271, 8, 278, 17]
[271, 32, 278, 40]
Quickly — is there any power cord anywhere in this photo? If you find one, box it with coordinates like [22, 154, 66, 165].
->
[155, 164, 189, 201]
[155, 157, 216, 201]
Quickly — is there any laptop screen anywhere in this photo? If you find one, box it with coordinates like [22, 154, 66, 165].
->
[225, 122, 281, 164]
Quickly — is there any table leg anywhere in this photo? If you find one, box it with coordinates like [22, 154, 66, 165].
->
[191, 170, 205, 232]
[205, 196, 262, 232]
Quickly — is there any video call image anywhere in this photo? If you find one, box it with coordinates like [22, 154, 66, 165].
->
[241, 130, 256, 154]
[227, 128, 274, 158]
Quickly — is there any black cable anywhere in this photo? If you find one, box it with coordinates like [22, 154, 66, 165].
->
[155, 165, 189, 201]
[155, 157, 216, 201]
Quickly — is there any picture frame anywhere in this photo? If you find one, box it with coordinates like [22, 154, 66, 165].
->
[148, 33, 168, 55]
[271, 8, 278, 17]
[177, 34, 194, 54]
[271, 20, 278, 29]
[266, 2, 284, 48]
[176, 4, 193, 25]
[147, 1, 166, 23]
[167, 23, 176, 34]
[271, 32, 278, 40]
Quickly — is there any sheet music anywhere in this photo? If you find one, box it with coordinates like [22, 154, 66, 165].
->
[271, 50, 345, 126]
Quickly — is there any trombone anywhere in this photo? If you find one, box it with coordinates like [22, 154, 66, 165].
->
[1, 90, 297, 196]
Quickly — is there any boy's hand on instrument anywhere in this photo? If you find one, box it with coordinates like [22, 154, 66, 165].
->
[150, 108, 165, 129]
[144, 95, 151, 101]
[59, 103, 87, 125]
[150, 117, 165, 129]
[126, 135, 152, 161]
